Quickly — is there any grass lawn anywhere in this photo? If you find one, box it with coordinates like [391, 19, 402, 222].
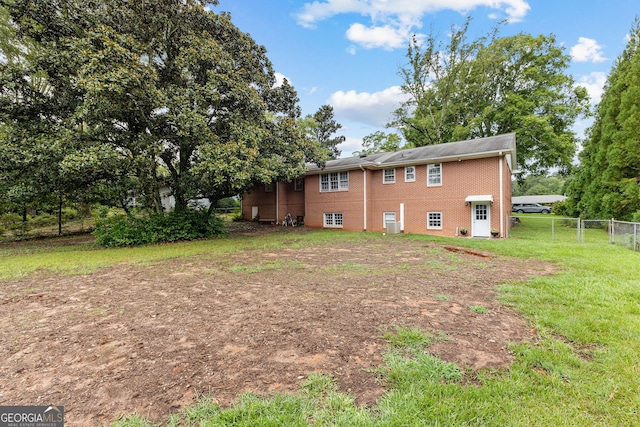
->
[2, 218, 639, 426]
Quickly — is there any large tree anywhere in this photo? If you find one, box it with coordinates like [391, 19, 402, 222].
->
[0, 0, 326, 214]
[305, 104, 345, 160]
[565, 19, 640, 221]
[393, 18, 590, 176]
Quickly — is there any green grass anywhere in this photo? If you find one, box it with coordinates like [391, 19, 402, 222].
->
[2, 218, 639, 426]
[468, 305, 489, 314]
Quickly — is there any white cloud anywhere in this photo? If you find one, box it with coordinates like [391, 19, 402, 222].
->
[345, 23, 411, 50]
[273, 72, 289, 87]
[295, 0, 531, 43]
[328, 85, 411, 127]
[570, 37, 606, 63]
[576, 71, 607, 105]
[338, 135, 369, 157]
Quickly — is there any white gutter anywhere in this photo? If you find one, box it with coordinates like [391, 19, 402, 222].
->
[499, 154, 504, 237]
[276, 182, 279, 223]
[359, 165, 367, 231]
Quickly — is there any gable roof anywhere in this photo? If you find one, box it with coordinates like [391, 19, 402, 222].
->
[306, 133, 517, 174]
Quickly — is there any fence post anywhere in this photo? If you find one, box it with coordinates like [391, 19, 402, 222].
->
[634, 223, 638, 252]
[610, 218, 615, 244]
[577, 217, 581, 242]
[551, 217, 555, 241]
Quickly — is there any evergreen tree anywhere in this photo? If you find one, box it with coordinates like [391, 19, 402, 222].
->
[567, 19, 640, 220]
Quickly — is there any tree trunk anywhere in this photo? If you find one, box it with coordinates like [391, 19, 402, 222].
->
[58, 193, 63, 236]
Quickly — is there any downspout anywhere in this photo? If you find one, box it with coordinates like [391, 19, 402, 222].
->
[499, 153, 504, 237]
[359, 165, 367, 231]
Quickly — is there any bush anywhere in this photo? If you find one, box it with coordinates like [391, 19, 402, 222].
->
[29, 213, 57, 228]
[93, 209, 226, 247]
[0, 213, 22, 228]
[216, 197, 240, 209]
[62, 207, 79, 222]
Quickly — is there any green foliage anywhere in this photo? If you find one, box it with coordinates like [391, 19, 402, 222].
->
[567, 18, 640, 220]
[306, 104, 345, 160]
[28, 212, 57, 228]
[215, 197, 239, 209]
[393, 17, 589, 175]
[512, 174, 567, 196]
[1, 0, 326, 218]
[93, 209, 225, 247]
[353, 130, 404, 156]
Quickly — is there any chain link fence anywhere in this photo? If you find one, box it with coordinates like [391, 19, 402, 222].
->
[611, 220, 640, 251]
[507, 215, 581, 242]
[508, 215, 640, 252]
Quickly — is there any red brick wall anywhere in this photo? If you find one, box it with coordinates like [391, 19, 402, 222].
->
[304, 156, 511, 236]
[304, 171, 366, 230]
[242, 181, 306, 223]
[241, 184, 277, 221]
[242, 156, 512, 236]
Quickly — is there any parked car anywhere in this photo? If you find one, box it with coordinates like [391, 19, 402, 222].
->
[512, 203, 552, 214]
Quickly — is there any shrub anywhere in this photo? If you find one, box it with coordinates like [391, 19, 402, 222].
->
[93, 209, 226, 247]
[62, 207, 78, 221]
[29, 213, 57, 228]
[0, 213, 22, 228]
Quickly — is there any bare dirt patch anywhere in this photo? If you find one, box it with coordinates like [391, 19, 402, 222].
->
[0, 226, 551, 426]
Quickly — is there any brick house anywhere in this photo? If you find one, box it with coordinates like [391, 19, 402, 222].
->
[241, 133, 517, 238]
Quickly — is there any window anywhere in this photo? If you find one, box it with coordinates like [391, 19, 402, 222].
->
[383, 212, 396, 228]
[294, 177, 304, 191]
[427, 212, 442, 229]
[324, 212, 343, 228]
[265, 183, 273, 192]
[383, 168, 395, 184]
[320, 171, 349, 192]
[427, 163, 442, 186]
[405, 166, 415, 182]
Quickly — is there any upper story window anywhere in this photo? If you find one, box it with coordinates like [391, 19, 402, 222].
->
[427, 163, 442, 186]
[405, 166, 416, 182]
[265, 182, 274, 192]
[320, 171, 349, 192]
[294, 177, 304, 191]
[383, 168, 395, 184]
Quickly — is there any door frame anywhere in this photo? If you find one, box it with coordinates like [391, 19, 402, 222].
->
[471, 202, 491, 237]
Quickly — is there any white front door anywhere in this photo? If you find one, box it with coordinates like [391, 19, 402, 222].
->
[472, 203, 491, 237]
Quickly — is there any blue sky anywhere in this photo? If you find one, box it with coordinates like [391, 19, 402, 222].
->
[218, 0, 638, 157]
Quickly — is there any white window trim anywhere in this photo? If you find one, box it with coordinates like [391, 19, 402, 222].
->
[320, 171, 349, 192]
[427, 212, 443, 229]
[383, 212, 396, 228]
[404, 166, 416, 182]
[427, 163, 442, 187]
[383, 168, 396, 184]
[323, 212, 344, 228]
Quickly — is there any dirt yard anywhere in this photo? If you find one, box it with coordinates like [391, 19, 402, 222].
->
[0, 225, 551, 426]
